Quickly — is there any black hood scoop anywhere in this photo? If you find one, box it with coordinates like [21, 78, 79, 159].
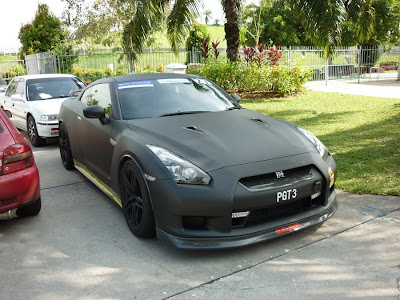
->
[183, 125, 204, 134]
[251, 118, 270, 127]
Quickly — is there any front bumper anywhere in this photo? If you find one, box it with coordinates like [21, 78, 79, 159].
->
[148, 152, 338, 249]
[36, 121, 59, 138]
[157, 191, 338, 249]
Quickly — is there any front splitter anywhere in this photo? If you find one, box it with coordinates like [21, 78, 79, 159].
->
[156, 197, 339, 250]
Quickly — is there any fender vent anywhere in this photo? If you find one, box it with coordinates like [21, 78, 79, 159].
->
[183, 125, 204, 134]
[251, 118, 270, 126]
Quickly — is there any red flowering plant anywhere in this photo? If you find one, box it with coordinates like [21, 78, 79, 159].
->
[212, 40, 220, 59]
[267, 45, 283, 66]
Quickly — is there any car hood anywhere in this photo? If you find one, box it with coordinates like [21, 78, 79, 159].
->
[30, 98, 71, 115]
[126, 109, 318, 171]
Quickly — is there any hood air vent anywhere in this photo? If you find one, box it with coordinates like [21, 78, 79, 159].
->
[251, 118, 270, 127]
[183, 125, 204, 134]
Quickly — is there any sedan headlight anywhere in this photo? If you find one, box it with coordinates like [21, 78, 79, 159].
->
[147, 145, 211, 185]
[297, 127, 329, 160]
[40, 114, 58, 121]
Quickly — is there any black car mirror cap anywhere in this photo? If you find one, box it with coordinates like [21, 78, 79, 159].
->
[231, 94, 241, 103]
[83, 105, 107, 125]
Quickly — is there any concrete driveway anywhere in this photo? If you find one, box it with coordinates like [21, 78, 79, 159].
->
[1, 141, 399, 300]
[306, 79, 400, 98]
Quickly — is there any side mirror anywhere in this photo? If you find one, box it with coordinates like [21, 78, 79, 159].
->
[231, 94, 241, 103]
[70, 89, 82, 97]
[3, 110, 12, 118]
[83, 105, 107, 125]
[11, 94, 23, 101]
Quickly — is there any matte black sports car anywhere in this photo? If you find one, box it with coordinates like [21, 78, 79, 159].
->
[59, 73, 338, 249]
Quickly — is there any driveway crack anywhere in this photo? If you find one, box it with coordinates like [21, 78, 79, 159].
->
[40, 180, 88, 191]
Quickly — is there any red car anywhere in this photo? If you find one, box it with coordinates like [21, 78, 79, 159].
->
[0, 109, 41, 219]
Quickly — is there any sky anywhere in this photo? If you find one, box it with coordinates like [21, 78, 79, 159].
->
[0, 0, 232, 50]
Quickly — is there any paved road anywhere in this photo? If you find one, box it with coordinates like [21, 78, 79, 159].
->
[1, 141, 399, 300]
[306, 79, 400, 98]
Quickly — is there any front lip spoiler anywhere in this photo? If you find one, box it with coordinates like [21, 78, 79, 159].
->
[157, 197, 339, 250]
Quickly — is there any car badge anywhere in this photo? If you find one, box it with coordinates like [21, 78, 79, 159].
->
[275, 171, 285, 179]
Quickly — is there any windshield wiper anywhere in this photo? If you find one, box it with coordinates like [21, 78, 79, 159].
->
[159, 111, 210, 117]
[225, 106, 241, 111]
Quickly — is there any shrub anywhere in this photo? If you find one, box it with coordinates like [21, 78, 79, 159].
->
[188, 58, 311, 96]
[0, 64, 26, 80]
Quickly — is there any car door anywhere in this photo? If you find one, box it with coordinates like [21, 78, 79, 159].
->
[10, 78, 27, 130]
[2, 78, 17, 112]
[79, 83, 115, 184]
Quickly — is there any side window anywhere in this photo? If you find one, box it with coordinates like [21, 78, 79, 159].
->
[15, 79, 25, 98]
[86, 83, 112, 117]
[5, 79, 18, 97]
[79, 87, 93, 106]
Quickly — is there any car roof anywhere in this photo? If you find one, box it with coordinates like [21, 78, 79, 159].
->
[14, 74, 77, 80]
[111, 73, 201, 83]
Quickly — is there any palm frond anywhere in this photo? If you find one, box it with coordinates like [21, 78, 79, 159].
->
[122, 0, 170, 62]
[346, 0, 375, 44]
[288, 0, 346, 57]
[167, 0, 201, 52]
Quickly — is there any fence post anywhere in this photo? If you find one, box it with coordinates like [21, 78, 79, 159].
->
[289, 46, 292, 68]
[397, 46, 400, 80]
[324, 55, 329, 86]
[358, 46, 362, 84]
[191, 47, 195, 64]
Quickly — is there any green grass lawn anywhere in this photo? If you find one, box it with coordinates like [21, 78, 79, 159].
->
[242, 91, 400, 196]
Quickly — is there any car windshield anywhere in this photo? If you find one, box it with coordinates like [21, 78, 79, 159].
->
[0, 78, 6, 85]
[118, 78, 240, 119]
[27, 77, 85, 101]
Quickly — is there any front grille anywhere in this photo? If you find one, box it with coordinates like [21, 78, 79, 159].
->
[232, 195, 323, 228]
[239, 166, 313, 191]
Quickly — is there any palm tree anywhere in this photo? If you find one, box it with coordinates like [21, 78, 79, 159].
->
[122, 0, 375, 64]
[204, 9, 212, 25]
[122, 0, 241, 62]
[288, 0, 375, 57]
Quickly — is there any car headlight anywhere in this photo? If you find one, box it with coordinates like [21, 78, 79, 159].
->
[297, 127, 329, 160]
[146, 145, 211, 185]
[40, 114, 58, 121]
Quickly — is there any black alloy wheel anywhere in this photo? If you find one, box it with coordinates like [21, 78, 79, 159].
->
[27, 116, 45, 147]
[59, 122, 74, 170]
[120, 160, 155, 238]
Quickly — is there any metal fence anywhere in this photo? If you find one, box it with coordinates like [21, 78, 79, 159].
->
[283, 46, 400, 84]
[0, 46, 399, 84]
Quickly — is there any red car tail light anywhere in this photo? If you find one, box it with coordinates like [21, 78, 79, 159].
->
[1, 143, 34, 175]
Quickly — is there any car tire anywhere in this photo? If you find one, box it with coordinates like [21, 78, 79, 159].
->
[120, 160, 155, 238]
[17, 197, 41, 217]
[59, 122, 74, 170]
[27, 116, 45, 147]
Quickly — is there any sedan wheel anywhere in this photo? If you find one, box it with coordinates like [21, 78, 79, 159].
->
[59, 122, 74, 170]
[120, 160, 155, 238]
[27, 116, 45, 147]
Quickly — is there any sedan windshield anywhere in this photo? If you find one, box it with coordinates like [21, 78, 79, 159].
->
[117, 78, 240, 119]
[27, 77, 85, 101]
[0, 78, 6, 85]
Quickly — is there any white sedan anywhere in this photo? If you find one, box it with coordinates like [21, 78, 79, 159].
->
[0, 74, 85, 146]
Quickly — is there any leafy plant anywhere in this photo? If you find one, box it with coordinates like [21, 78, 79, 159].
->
[200, 39, 210, 60]
[188, 58, 311, 96]
[212, 41, 220, 59]
[266, 45, 283, 66]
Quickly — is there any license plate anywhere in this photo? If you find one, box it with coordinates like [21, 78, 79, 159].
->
[276, 189, 297, 203]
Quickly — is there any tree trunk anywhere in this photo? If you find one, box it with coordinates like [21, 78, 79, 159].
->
[223, 0, 240, 62]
